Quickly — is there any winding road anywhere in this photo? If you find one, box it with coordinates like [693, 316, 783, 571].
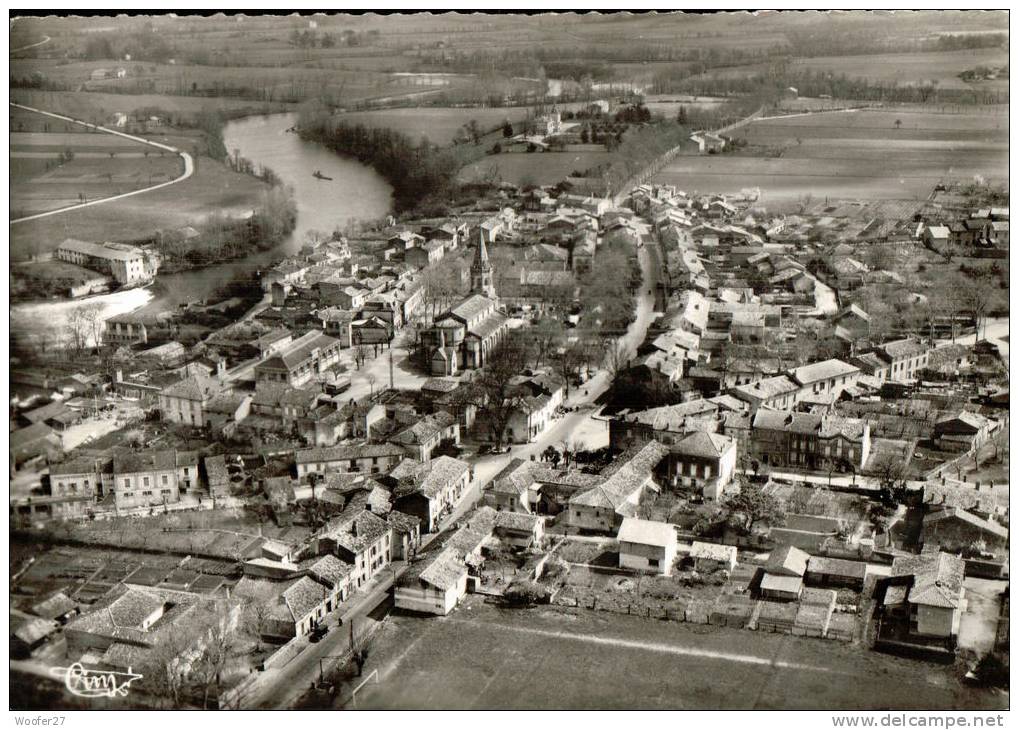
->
[9, 102, 194, 225]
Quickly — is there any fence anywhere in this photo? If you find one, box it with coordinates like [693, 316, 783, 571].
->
[552, 589, 858, 644]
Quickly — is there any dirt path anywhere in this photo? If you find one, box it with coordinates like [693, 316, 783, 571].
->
[9, 102, 195, 225]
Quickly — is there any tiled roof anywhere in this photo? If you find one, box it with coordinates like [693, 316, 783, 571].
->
[790, 359, 859, 385]
[114, 449, 177, 474]
[282, 576, 328, 621]
[258, 330, 340, 371]
[296, 442, 405, 464]
[731, 375, 800, 402]
[765, 545, 809, 577]
[879, 338, 928, 360]
[390, 411, 457, 446]
[674, 431, 733, 459]
[160, 374, 221, 401]
[415, 456, 471, 499]
[892, 552, 965, 609]
[304, 555, 353, 587]
[449, 294, 497, 323]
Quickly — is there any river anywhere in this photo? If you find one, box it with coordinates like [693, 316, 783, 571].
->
[11, 112, 393, 344]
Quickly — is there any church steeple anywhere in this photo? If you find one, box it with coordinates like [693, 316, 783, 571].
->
[471, 230, 496, 298]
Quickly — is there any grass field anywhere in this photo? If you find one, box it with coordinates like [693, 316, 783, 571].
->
[460, 150, 610, 186]
[790, 47, 1009, 91]
[353, 600, 1006, 710]
[654, 105, 1007, 204]
[10, 156, 267, 260]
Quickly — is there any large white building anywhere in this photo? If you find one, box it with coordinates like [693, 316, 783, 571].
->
[55, 239, 159, 286]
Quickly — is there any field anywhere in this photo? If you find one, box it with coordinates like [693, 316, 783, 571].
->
[10, 156, 267, 260]
[653, 105, 1007, 204]
[10, 124, 186, 219]
[353, 599, 1005, 710]
[790, 47, 1010, 92]
[337, 106, 533, 145]
[459, 150, 610, 187]
[11, 89, 296, 126]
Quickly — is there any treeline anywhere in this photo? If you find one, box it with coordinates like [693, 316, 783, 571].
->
[297, 109, 467, 213]
[156, 184, 296, 271]
[784, 27, 1007, 59]
[593, 120, 692, 195]
[659, 64, 1006, 105]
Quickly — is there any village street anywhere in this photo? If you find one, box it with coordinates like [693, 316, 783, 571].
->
[240, 235, 661, 709]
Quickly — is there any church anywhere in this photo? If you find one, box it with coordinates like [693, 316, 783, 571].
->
[420, 233, 510, 376]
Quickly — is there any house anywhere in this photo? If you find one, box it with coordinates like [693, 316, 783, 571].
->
[395, 547, 468, 616]
[750, 410, 871, 471]
[504, 394, 555, 444]
[103, 312, 158, 346]
[392, 455, 472, 532]
[924, 225, 951, 249]
[254, 330, 343, 388]
[883, 552, 966, 639]
[760, 545, 809, 601]
[158, 374, 223, 427]
[48, 458, 101, 501]
[63, 585, 240, 674]
[315, 510, 393, 591]
[10, 423, 62, 470]
[494, 510, 545, 548]
[934, 411, 995, 450]
[405, 240, 446, 269]
[203, 454, 232, 498]
[617, 518, 678, 576]
[295, 443, 406, 479]
[111, 450, 183, 510]
[690, 131, 725, 154]
[789, 359, 860, 401]
[687, 541, 738, 573]
[922, 507, 1008, 556]
[238, 574, 337, 640]
[20, 401, 79, 431]
[667, 431, 737, 501]
[389, 411, 460, 462]
[566, 441, 669, 533]
[388, 230, 425, 250]
[873, 338, 930, 383]
[805, 556, 867, 591]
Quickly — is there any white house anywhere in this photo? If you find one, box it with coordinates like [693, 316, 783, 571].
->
[617, 517, 678, 576]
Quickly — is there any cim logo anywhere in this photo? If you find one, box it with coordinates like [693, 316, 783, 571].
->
[49, 663, 143, 699]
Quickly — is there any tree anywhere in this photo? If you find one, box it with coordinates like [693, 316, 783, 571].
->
[349, 621, 373, 677]
[366, 372, 378, 398]
[79, 302, 104, 350]
[502, 120, 514, 138]
[894, 118, 902, 130]
[474, 334, 532, 449]
[724, 481, 786, 535]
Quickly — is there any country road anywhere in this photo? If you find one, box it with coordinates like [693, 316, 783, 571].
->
[9, 102, 195, 225]
[11, 35, 51, 53]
